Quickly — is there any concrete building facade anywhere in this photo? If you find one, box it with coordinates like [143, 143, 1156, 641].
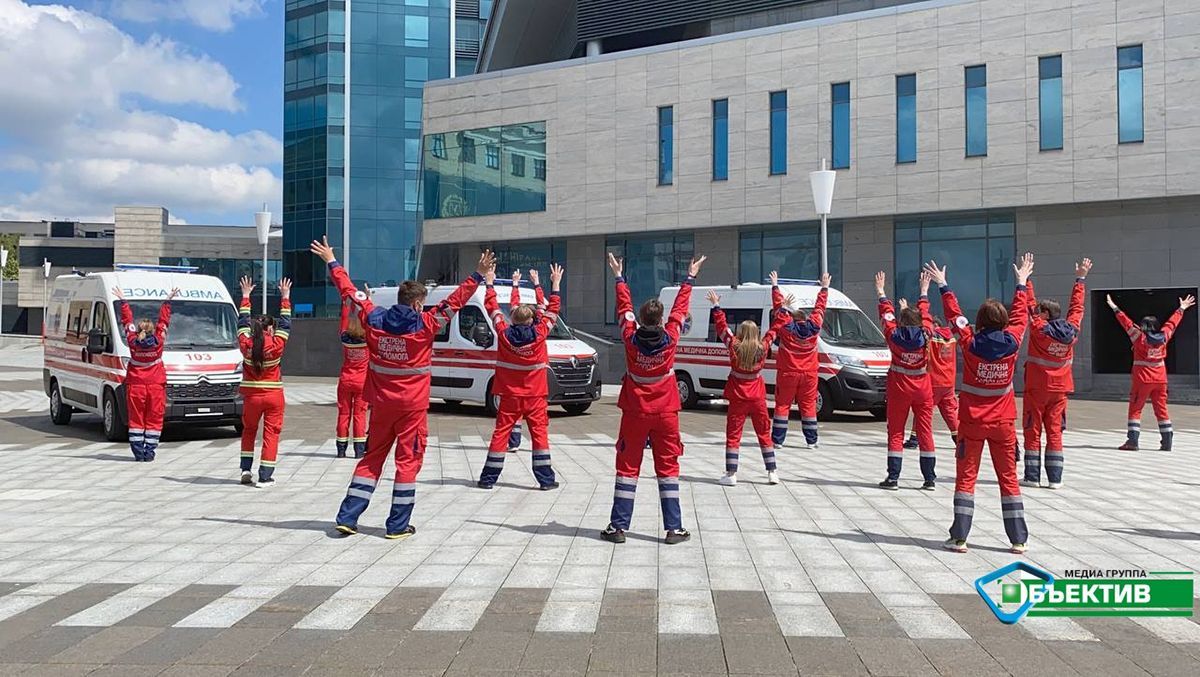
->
[418, 0, 1200, 396]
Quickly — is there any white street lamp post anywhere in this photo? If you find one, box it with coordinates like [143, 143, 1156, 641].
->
[0, 247, 7, 335]
[808, 158, 837, 278]
[254, 206, 277, 315]
[42, 258, 52, 331]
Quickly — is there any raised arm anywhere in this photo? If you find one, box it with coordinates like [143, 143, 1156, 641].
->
[529, 269, 547, 309]
[1163, 294, 1194, 343]
[1107, 294, 1139, 343]
[1066, 259, 1091, 331]
[875, 272, 897, 335]
[155, 289, 177, 342]
[114, 289, 137, 342]
[534, 264, 564, 339]
[1005, 253, 1034, 346]
[428, 252, 490, 330]
[509, 270, 522, 309]
[770, 271, 784, 313]
[311, 236, 376, 315]
[609, 253, 636, 340]
[667, 255, 706, 336]
[707, 291, 732, 349]
[1025, 278, 1046, 330]
[924, 261, 973, 346]
[811, 273, 831, 329]
[339, 298, 350, 333]
[484, 267, 508, 334]
[274, 279, 292, 343]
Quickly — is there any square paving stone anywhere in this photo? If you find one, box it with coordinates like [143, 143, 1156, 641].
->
[519, 631, 591, 674]
[86, 665, 166, 677]
[0, 626, 100, 663]
[235, 586, 339, 629]
[114, 628, 222, 666]
[312, 628, 406, 669]
[178, 627, 284, 666]
[930, 594, 1030, 641]
[0, 584, 129, 651]
[847, 637, 936, 676]
[242, 629, 342, 668]
[913, 638, 1007, 677]
[974, 637, 1082, 677]
[721, 632, 798, 675]
[1104, 640, 1200, 677]
[159, 666, 237, 677]
[118, 585, 236, 628]
[785, 637, 868, 676]
[446, 630, 532, 674]
[822, 593, 905, 639]
[657, 634, 727, 674]
[385, 630, 468, 671]
[1044, 640, 1150, 676]
[48, 626, 164, 664]
[589, 631, 657, 673]
[18, 665, 102, 677]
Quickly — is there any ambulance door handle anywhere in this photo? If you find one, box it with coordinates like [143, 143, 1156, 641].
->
[453, 351, 467, 357]
[81, 348, 91, 364]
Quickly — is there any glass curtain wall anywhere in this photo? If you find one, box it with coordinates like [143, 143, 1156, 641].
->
[423, 121, 547, 219]
[739, 223, 843, 285]
[604, 234, 695, 323]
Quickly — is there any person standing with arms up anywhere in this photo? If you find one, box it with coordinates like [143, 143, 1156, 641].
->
[1021, 258, 1091, 488]
[926, 254, 1033, 555]
[769, 271, 829, 448]
[335, 297, 369, 458]
[312, 236, 492, 539]
[237, 276, 292, 487]
[601, 252, 706, 545]
[1108, 291, 1195, 451]
[113, 285, 178, 462]
[708, 289, 785, 486]
[478, 263, 564, 490]
[501, 268, 548, 453]
[875, 271, 937, 490]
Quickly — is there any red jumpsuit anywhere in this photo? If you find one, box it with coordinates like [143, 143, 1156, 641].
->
[480, 286, 562, 488]
[238, 297, 291, 481]
[118, 300, 171, 461]
[1022, 278, 1084, 483]
[770, 286, 827, 446]
[928, 325, 960, 439]
[1115, 307, 1183, 450]
[878, 296, 936, 483]
[608, 274, 693, 533]
[502, 284, 547, 451]
[328, 260, 480, 535]
[941, 285, 1029, 546]
[714, 307, 783, 475]
[335, 301, 369, 457]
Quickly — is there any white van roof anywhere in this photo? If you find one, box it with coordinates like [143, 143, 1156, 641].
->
[661, 281, 861, 310]
[52, 267, 234, 304]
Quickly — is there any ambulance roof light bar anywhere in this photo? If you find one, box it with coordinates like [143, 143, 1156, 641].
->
[114, 263, 199, 274]
[491, 279, 536, 289]
[764, 278, 822, 286]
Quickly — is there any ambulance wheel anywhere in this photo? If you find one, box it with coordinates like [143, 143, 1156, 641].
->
[562, 403, 591, 415]
[103, 388, 127, 442]
[816, 382, 835, 422]
[49, 379, 72, 425]
[443, 399, 463, 406]
[675, 372, 698, 409]
[484, 381, 500, 415]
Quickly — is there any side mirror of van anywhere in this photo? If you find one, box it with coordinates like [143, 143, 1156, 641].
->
[471, 324, 493, 348]
[86, 328, 108, 354]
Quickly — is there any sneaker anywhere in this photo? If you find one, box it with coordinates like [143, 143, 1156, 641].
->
[664, 528, 691, 545]
[718, 473, 737, 487]
[921, 480, 936, 491]
[335, 524, 357, 536]
[539, 481, 560, 491]
[1159, 445, 1172, 452]
[600, 524, 626, 544]
[878, 479, 899, 491]
[1046, 482, 1062, 490]
[1117, 441, 1139, 451]
[1010, 543, 1027, 554]
[476, 481, 494, 490]
[257, 477, 276, 488]
[507, 447, 519, 453]
[1019, 479, 1041, 489]
[767, 470, 779, 485]
[806, 442, 820, 449]
[943, 538, 968, 553]
[335, 441, 348, 458]
[336, 450, 346, 458]
[903, 435, 919, 450]
[385, 525, 417, 541]
[240, 471, 254, 486]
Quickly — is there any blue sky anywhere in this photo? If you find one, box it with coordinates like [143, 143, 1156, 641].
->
[0, 0, 284, 225]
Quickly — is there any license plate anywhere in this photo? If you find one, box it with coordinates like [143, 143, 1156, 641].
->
[197, 407, 211, 413]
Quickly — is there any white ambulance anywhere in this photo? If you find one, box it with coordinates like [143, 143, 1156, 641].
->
[43, 264, 244, 440]
[662, 279, 891, 420]
[368, 281, 602, 413]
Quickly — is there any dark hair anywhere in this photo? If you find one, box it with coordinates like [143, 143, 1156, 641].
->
[250, 315, 275, 369]
[1038, 299, 1062, 320]
[398, 280, 428, 306]
[898, 307, 923, 327]
[1140, 315, 1160, 333]
[638, 299, 664, 327]
[932, 315, 946, 328]
[975, 299, 1009, 331]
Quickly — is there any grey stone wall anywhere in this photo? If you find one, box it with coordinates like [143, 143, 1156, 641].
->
[113, 207, 167, 264]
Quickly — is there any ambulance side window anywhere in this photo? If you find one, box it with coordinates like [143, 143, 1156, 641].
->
[92, 302, 114, 352]
[707, 308, 766, 341]
[67, 300, 92, 343]
[458, 306, 487, 341]
[423, 305, 450, 343]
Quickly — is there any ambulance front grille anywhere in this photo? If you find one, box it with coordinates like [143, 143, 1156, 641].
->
[168, 382, 239, 401]
[550, 357, 595, 387]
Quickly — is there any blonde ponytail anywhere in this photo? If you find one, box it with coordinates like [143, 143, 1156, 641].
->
[733, 320, 762, 371]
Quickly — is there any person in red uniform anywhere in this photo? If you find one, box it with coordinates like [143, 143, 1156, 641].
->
[478, 263, 564, 489]
[902, 315, 959, 451]
[113, 285, 178, 462]
[501, 269, 549, 452]
[925, 254, 1034, 555]
[1021, 258, 1091, 488]
[237, 276, 292, 487]
[335, 298, 369, 458]
[601, 251, 707, 545]
[1108, 292, 1195, 451]
[708, 290, 785, 486]
[769, 271, 829, 448]
[312, 236, 492, 539]
[875, 271, 937, 490]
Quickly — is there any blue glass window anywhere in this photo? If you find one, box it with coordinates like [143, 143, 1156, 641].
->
[511, 153, 526, 177]
[712, 98, 728, 181]
[424, 122, 547, 219]
[739, 223, 843, 285]
[658, 106, 674, 186]
[831, 83, 850, 169]
[1038, 56, 1063, 150]
[1117, 45, 1143, 143]
[405, 15, 429, 47]
[604, 234, 695, 322]
[486, 145, 500, 169]
[965, 65, 988, 157]
[896, 74, 916, 163]
[893, 212, 1015, 320]
[769, 91, 787, 175]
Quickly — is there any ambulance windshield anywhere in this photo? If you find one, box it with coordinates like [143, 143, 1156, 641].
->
[820, 308, 887, 348]
[500, 303, 574, 339]
[116, 301, 238, 350]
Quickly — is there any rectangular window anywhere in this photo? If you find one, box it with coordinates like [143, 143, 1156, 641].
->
[769, 91, 787, 175]
[965, 65, 988, 157]
[533, 158, 546, 180]
[431, 134, 446, 159]
[831, 82, 850, 169]
[896, 74, 916, 163]
[1039, 56, 1063, 150]
[712, 98, 728, 181]
[738, 222, 843, 286]
[485, 145, 499, 169]
[423, 121, 547, 219]
[658, 106, 674, 186]
[604, 234, 694, 323]
[893, 212, 1015, 320]
[1117, 45, 1143, 143]
[460, 135, 476, 164]
[511, 153, 526, 177]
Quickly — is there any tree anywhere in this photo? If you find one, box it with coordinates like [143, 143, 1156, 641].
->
[0, 234, 17, 281]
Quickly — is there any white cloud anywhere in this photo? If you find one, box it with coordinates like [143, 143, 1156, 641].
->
[0, 0, 281, 224]
[109, 0, 265, 32]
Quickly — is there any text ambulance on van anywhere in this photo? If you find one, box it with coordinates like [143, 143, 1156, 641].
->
[369, 280, 602, 414]
[661, 279, 891, 420]
[44, 264, 245, 441]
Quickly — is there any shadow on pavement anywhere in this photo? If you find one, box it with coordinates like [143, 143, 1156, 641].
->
[421, 477, 539, 491]
[162, 475, 244, 486]
[783, 527, 1016, 554]
[468, 518, 661, 544]
[191, 515, 361, 538]
[1103, 527, 1200, 541]
[48, 452, 134, 462]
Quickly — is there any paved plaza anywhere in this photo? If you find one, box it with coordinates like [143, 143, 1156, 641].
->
[0, 343, 1198, 676]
